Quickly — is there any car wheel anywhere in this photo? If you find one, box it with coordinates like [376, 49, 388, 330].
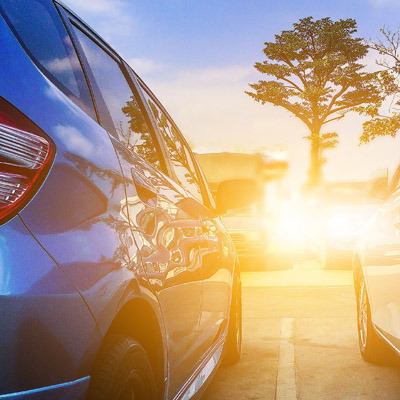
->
[87, 334, 158, 400]
[223, 274, 242, 365]
[357, 275, 395, 365]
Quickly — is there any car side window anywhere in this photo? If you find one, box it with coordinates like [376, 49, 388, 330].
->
[141, 90, 203, 202]
[71, 26, 162, 171]
[0, 0, 96, 120]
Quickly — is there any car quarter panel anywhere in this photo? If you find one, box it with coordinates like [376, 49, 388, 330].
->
[361, 194, 400, 347]
[0, 217, 100, 397]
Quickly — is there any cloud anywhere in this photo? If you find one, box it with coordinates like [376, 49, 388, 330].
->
[128, 58, 165, 75]
[54, 125, 95, 158]
[44, 57, 74, 74]
[174, 65, 254, 85]
[141, 64, 308, 174]
[63, 0, 137, 45]
[64, 0, 124, 14]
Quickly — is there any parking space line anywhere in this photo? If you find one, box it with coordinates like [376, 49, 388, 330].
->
[276, 318, 297, 400]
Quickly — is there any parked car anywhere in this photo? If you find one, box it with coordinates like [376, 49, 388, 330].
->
[0, 1, 246, 399]
[308, 181, 380, 269]
[354, 164, 400, 364]
[196, 152, 289, 270]
[220, 206, 265, 268]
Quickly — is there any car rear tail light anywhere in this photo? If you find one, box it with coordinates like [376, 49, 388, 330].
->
[0, 98, 55, 224]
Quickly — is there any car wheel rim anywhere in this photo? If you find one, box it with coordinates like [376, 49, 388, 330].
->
[359, 279, 368, 349]
[235, 285, 242, 352]
[120, 370, 148, 400]
[235, 308, 241, 350]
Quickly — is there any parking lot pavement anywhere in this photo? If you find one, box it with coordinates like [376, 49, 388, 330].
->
[241, 269, 353, 288]
[202, 267, 400, 400]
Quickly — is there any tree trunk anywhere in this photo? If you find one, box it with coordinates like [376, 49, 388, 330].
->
[307, 128, 322, 189]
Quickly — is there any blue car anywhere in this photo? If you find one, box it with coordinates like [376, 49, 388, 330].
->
[0, 1, 244, 399]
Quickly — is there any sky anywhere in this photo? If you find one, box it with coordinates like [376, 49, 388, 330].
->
[64, 0, 400, 187]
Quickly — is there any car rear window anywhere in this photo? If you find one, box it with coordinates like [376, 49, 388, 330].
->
[0, 0, 95, 120]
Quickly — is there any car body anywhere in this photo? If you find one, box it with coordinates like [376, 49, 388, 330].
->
[354, 164, 400, 363]
[0, 1, 242, 399]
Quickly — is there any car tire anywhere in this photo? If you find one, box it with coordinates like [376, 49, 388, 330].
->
[87, 334, 158, 400]
[357, 274, 395, 365]
[223, 274, 242, 365]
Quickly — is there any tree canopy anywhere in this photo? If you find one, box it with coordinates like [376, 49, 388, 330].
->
[361, 27, 400, 143]
[246, 17, 388, 187]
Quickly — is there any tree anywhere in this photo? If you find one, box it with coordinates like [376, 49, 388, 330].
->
[121, 95, 161, 168]
[246, 17, 386, 187]
[361, 27, 400, 143]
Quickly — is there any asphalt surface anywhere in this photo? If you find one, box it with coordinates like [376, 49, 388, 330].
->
[202, 266, 400, 400]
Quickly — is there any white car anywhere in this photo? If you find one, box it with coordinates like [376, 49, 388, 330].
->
[354, 165, 400, 363]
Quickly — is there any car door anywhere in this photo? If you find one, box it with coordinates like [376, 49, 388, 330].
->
[363, 167, 400, 346]
[68, 21, 205, 397]
[139, 84, 233, 357]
